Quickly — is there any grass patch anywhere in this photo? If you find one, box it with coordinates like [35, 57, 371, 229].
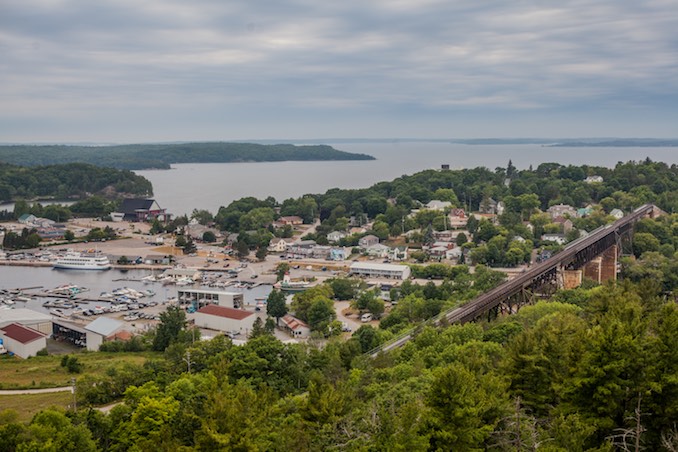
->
[0, 351, 161, 389]
[0, 392, 74, 423]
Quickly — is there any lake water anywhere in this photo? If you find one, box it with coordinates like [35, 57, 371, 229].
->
[136, 142, 678, 216]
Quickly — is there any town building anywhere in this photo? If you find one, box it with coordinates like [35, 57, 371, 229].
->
[194, 304, 256, 336]
[541, 233, 567, 245]
[364, 243, 391, 258]
[113, 198, 168, 222]
[0, 323, 47, 358]
[84, 317, 128, 351]
[552, 216, 574, 233]
[349, 262, 411, 280]
[280, 314, 311, 338]
[584, 175, 604, 183]
[327, 231, 347, 243]
[268, 237, 293, 253]
[286, 240, 317, 259]
[547, 203, 577, 219]
[610, 208, 624, 219]
[178, 289, 244, 309]
[278, 216, 304, 225]
[0, 308, 52, 335]
[448, 208, 468, 228]
[358, 234, 380, 248]
[425, 200, 452, 211]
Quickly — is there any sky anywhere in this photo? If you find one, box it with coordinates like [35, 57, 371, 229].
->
[1, 0, 677, 143]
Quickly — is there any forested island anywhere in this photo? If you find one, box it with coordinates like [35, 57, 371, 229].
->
[0, 142, 375, 170]
[0, 162, 152, 203]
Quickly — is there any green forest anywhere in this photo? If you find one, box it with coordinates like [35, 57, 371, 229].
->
[0, 143, 374, 170]
[0, 162, 152, 203]
[1, 267, 677, 450]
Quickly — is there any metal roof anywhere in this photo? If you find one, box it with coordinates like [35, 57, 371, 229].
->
[0, 308, 52, 326]
[85, 317, 125, 337]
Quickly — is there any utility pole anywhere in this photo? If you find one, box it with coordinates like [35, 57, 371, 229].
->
[71, 377, 77, 412]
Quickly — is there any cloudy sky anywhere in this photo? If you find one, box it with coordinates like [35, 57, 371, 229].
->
[1, 0, 677, 142]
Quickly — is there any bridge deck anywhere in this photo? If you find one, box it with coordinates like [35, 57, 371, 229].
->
[372, 204, 655, 356]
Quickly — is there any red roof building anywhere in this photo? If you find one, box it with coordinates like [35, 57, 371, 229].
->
[198, 304, 253, 320]
[1, 323, 45, 344]
[0, 323, 47, 358]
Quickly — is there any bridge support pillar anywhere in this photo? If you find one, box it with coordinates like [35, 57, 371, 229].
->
[561, 269, 583, 289]
[583, 245, 618, 283]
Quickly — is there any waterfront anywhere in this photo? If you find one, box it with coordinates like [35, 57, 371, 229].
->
[0, 266, 272, 316]
[137, 142, 678, 215]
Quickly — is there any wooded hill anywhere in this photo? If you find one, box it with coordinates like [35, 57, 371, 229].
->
[0, 162, 152, 202]
[0, 142, 375, 170]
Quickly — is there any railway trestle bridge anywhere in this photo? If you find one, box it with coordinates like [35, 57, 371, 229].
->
[371, 204, 662, 357]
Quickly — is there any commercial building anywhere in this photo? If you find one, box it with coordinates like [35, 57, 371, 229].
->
[178, 289, 244, 309]
[194, 304, 256, 336]
[84, 317, 128, 351]
[349, 262, 411, 280]
[280, 314, 310, 338]
[0, 323, 47, 358]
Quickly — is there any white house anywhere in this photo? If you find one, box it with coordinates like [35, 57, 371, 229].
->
[389, 246, 408, 261]
[327, 231, 347, 243]
[84, 317, 127, 351]
[365, 243, 391, 258]
[610, 208, 624, 219]
[541, 233, 567, 245]
[280, 314, 311, 338]
[194, 304, 256, 336]
[0, 323, 47, 358]
[268, 237, 293, 253]
[425, 200, 452, 211]
[585, 175, 604, 183]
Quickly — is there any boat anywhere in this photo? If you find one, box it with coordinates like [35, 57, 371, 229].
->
[273, 273, 313, 293]
[53, 251, 111, 270]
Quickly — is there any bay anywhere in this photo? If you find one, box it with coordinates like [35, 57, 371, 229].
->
[136, 142, 678, 216]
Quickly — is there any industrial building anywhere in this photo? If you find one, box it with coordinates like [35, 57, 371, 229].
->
[0, 308, 53, 335]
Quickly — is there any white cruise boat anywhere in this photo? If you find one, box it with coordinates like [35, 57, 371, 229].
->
[53, 251, 111, 270]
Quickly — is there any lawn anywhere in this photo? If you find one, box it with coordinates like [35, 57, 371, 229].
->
[0, 392, 74, 422]
[0, 351, 160, 389]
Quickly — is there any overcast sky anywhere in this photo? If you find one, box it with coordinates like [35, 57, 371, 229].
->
[1, 0, 677, 143]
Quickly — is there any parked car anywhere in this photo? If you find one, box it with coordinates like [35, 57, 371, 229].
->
[360, 313, 373, 323]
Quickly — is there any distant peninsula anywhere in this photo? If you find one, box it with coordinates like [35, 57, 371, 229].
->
[0, 142, 375, 170]
[546, 138, 678, 147]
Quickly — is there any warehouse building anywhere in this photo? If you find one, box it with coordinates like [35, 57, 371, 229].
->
[0, 308, 53, 335]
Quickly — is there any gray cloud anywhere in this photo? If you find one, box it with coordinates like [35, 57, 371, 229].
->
[1, 0, 677, 141]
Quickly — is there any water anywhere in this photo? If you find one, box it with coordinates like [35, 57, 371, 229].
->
[0, 266, 271, 315]
[136, 142, 678, 216]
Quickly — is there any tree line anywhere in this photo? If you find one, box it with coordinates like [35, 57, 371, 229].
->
[0, 143, 374, 170]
